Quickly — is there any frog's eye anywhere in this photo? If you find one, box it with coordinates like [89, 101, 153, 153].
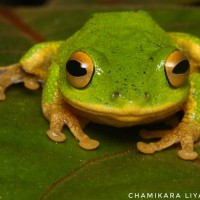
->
[66, 51, 94, 89]
[165, 50, 190, 88]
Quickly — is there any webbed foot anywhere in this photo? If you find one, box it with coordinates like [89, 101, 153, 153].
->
[137, 122, 200, 160]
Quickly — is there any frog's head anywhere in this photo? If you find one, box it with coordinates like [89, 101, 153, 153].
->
[58, 11, 190, 126]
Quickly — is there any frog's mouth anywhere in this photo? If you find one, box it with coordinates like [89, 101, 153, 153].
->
[65, 97, 186, 127]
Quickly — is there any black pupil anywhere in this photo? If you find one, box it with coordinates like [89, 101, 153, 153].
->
[66, 60, 87, 77]
[172, 60, 189, 74]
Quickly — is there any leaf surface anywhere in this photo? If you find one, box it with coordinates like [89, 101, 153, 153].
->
[0, 3, 200, 200]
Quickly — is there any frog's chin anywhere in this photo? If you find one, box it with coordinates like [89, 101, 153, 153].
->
[66, 99, 186, 127]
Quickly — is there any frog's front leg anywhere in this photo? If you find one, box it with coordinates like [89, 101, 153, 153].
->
[42, 62, 99, 150]
[137, 74, 200, 160]
[0, 41, 63, 100]
[43, 102, 99, 150]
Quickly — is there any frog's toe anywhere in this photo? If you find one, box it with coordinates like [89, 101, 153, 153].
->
[178, 150, 198, 160]
[137, 142, 156, 154]
[23, 77, 40, 90]
[79, 138, 100, 150]
[47, 130, 66, 142]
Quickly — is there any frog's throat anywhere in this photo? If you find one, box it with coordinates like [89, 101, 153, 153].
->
[65, 98, 186, 127]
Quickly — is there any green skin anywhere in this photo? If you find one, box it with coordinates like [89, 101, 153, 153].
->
[1, 11, 200, 160]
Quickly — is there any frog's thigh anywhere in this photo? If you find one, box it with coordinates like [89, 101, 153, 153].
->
[20, 41, 63, 80]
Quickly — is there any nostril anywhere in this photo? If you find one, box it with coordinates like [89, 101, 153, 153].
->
[112, 91, 121, 99]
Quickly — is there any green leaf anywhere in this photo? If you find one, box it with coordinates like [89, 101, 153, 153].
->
[0, 4, 200, 200]
[40, 150, 200, 200]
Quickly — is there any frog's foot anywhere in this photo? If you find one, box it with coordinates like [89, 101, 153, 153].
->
[137, 122, 200, 160]
[43, 103, 99, 150]
[0, 63, 40, 100]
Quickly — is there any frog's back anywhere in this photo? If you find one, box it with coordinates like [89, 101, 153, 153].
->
[61, 11, 171, 55]
[58, 11, 173, 74]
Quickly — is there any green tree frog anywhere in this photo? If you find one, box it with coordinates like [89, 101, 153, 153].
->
[1, 11, 200, 160]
